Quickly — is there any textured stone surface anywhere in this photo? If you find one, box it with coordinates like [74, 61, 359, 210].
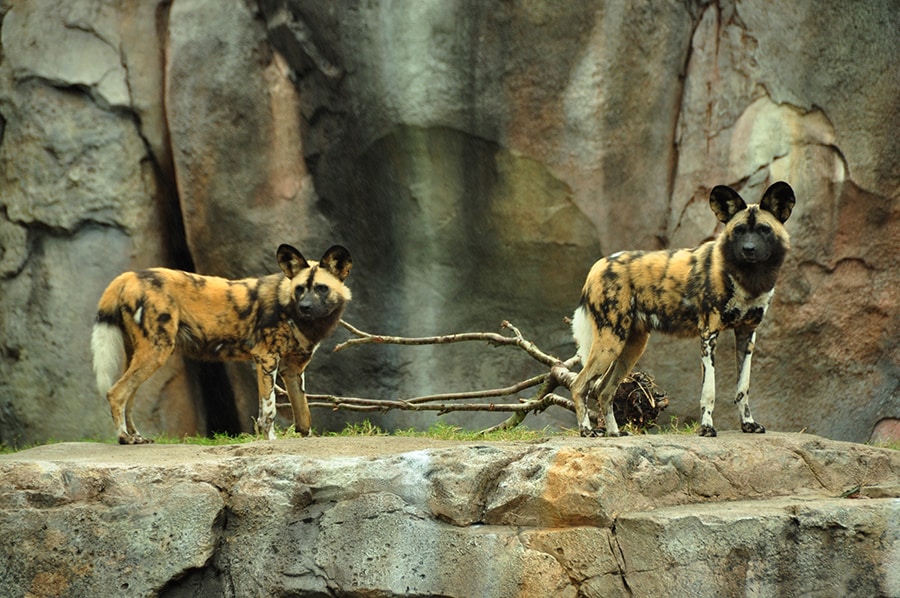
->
[0, 1, 897, 445]
[0, 433, 898, 597]
[617, 497, 900, 598]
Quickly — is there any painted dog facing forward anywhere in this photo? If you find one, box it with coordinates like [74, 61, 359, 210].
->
[91, 245, 352, 444]
[571, 182, 795, 437]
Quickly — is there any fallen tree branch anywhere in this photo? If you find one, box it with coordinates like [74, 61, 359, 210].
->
[404, 374, 548, 405]
[336, 319, 561, 367]
[276, 320, 667, 434]
[306, 392, 575, 416]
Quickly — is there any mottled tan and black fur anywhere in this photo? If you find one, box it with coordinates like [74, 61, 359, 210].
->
[571, 182, 795, 437]
[91, 245, 352, 444]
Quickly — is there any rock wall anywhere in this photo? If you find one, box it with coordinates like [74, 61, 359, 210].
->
[0, 0, 897, 445]
[0, 433, 898, 597]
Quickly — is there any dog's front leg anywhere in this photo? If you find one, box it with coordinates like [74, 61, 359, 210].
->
[254, 355, 280, 440]
[698, 330, 719, 437]
[734, 327, 765, 433]
[283, 360, 312, 437]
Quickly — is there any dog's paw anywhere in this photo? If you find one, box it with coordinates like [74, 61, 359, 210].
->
[119, 434, 154, 445]
[698, 425, 717, 437]
[580, 426, 605, 438]
[607, 429, 629, 437]
[741, 422, 766, 434]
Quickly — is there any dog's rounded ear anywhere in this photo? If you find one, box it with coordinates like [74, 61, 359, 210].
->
[760, 181, 795, 223]
[709, 186, 747, 223]
[277, 244, 309, 279]
[320, 245, 352, 282]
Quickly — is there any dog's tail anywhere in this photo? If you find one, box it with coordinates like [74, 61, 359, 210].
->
[571, 301, 593, 366]
[92, 317, 124, 397]
[91, 281, 126, 397]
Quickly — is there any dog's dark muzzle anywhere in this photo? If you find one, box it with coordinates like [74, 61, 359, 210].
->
[735, 233, 772, 264]
[295, 300, 332, 321]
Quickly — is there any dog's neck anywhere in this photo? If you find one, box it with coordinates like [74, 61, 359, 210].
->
[285, 309, 344, 348]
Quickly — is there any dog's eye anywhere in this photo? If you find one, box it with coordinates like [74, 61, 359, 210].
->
[314, 284, 330, 295]
[733, 224, 747, 234]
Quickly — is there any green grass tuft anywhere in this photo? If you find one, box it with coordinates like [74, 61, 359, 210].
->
[394, 421, 571, 442]
[870, 440, 900, 451]
[152, 432, 262, 446]
[327, 419, 390, 437]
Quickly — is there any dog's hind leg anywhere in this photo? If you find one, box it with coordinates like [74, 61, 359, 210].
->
[571, 309, 627, 437]
[734, 327, 765, 433]
[572, 358, 615, 437]
[594, 330, 650, 437]
[107, 338, 173, 444]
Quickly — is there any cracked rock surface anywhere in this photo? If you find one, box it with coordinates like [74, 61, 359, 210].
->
[1, 433, 897, 597]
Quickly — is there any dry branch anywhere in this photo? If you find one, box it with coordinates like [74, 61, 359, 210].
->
[276, 319, 667, 434]
[336, 319, 561, 367]
[306, 392, 575, 416]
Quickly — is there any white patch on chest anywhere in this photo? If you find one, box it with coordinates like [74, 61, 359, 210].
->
[726, 279, 774, 316]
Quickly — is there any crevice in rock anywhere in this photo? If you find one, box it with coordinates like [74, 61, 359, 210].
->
[258, 1, 343, 81]
[473, 448, 545, 523]
[158, 501, 232, 598]
[157, 564, 229, 598]
[608, 522, 634, 597]
[128, 0, 243, 437]
[520, 540, 583, 596]
[667, 1, 722, 244]
[799, 256, 878, 275]
[790, 448, 832, 492]
[187, 361, 242, 436]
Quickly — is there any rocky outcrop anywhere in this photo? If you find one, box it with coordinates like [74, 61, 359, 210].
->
[0, 433, 898, 597]
[0, 1, 897, 445]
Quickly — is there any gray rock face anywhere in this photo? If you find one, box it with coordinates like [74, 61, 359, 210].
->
[0, 1, 897, 445]
[0, 433, 897, 597]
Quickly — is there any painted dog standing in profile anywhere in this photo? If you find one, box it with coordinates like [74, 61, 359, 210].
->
[570, 182, 795, 437]
[91, 244, 352, 444]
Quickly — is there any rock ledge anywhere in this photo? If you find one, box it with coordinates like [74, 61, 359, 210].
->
[1, 433, 897, 597]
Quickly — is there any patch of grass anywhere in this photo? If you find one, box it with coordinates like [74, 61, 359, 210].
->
[871, 440, 900, 451]
[325, 420, 570, 441]
[0, 443, 22, 455]
[652, 416, 701, 435]
[394, 421, 572, 442]
[153, 432, 262, 446]
[327, 419, 390, 437]
[0, 416, 712, 454]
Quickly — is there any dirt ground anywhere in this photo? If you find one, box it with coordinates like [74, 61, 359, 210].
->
[0, 436, 509, 466]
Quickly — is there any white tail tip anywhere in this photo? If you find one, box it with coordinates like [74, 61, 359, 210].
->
[571, 305, 593, 365]
[91, 322, 124, 396]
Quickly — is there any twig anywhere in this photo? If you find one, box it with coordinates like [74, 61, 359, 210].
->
[477, 393, 575, 434]
[404, 374, 547, 404]
[301, 393, 575, 416]
[336, 319, 561, 367]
